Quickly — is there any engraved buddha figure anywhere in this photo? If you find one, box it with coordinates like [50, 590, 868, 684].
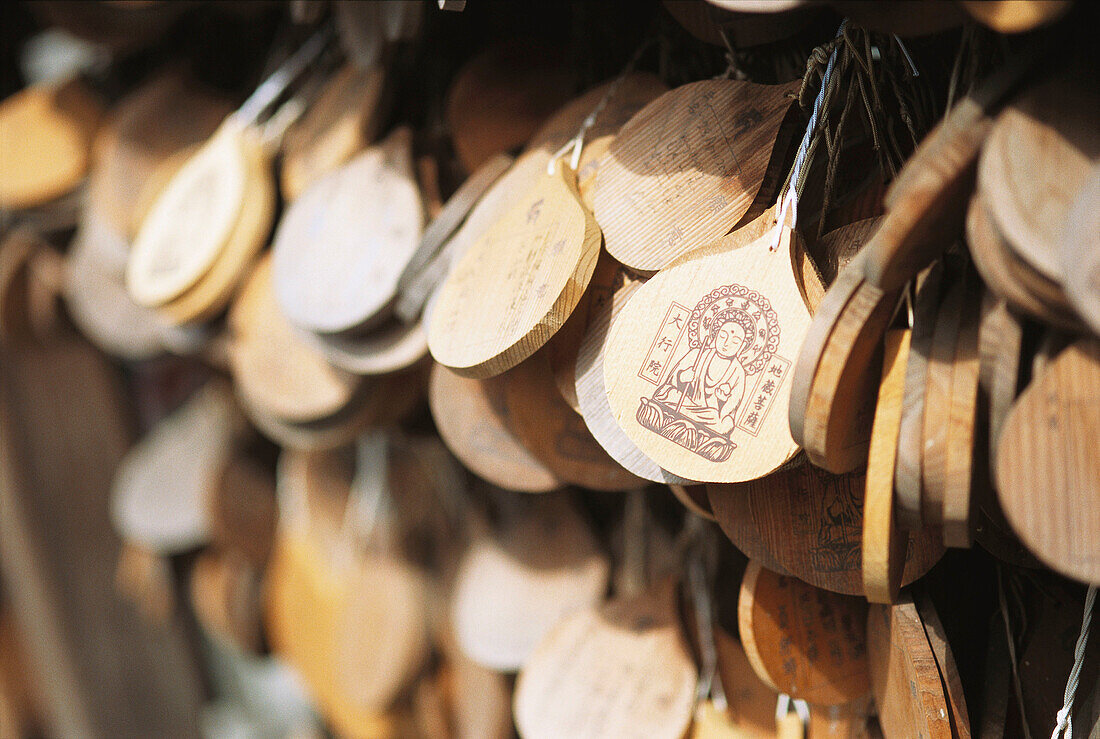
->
[653, 312, 750, 436]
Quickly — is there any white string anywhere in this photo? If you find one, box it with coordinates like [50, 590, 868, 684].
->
[770, 20, 847, 251]
[1051, 585, 1097, 739]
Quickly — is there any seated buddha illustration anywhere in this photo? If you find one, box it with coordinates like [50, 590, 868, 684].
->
[638, 283, 780, 463]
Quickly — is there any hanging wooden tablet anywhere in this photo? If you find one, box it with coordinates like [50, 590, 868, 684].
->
[1059, 163, 1100, 335]
[228, 255, 362, 425]
[429, 363, 560, 493]
[63, 214, 168, 360]
[0, 78, 102, 211]
[514, 579, 697, 739]
[913, 588, 972, 739]
[86, 71, 231, 238]
[711, 625, 780, 737]
[708, 465, 944, 597]
[395, 153, 514, 321]
[594, 79, 798, 271]
[450, 494, 609, 671]
[920, 258, 969, 527]
[127, 117, 266, 307]
[941, 276, 984, 548]
[503, 350, 644, 491]
[862, 328, 910, 604]
[704, 477, 792, 576]
[966, 192, 1083, 332]
[738, 561, 871, 706]
[604, 224, 811, 483]
[304, 318, 429, 377]
[809, 217, 883, 288]
[439, 627, 514, 739]
[445, 41, 574, 173]
[866, 597, 952, 739]
[273, 127, 423, 336]
[525, 73, 670, 211]
[428, 160, 602, 378]
[280, 63, 385, 201]
[978, 72, 1100, 287]
[996, 338, 1100, 584]
[895, 263, 945, 529]
[799, 271, 901, 474]
[110, 381, 243, 555]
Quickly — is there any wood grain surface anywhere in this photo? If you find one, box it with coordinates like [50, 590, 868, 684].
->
[941, 273, 984, 548]
[428, 362, 560, 493]
[450, 494, 609, 671]
[862, 328, 911, 604]
[514, 580, 696, 739]
[273, 128, 424, 335]
[738, 560, 871, 706]
[996, 338, 1100, 583]
[978, 72, 1100, 286]
[604, 226, 809, 483]
[1060, 163, 1100, 335]
[709, 463, 944, 597]
[913, 588, 972, 738]
[895, 263, 945, 529]
[802, 278, 901, 473]
[594, 79, 798, 271]
[867, 597, 952, 739]
[428, 162, 601, 378]
[504, 350, 645, 491]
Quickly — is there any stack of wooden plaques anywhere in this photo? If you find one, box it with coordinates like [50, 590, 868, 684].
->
[3, 2, 1099, 737]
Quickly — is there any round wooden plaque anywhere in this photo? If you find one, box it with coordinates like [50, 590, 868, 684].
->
[228, 255, 362, 425]
[738, 561, 871, 706]
[110, 381, 241, 554]
[708, 464, 944, 597]
[996, 338, 1100, 584]
[428, 362, 560, 493]
[979, 74, 1100, 286]
[593, 79, 798, 272]
[514, 580, 697, 739]
[0, 79, 102, 211]
[305, 317, 429, 377]
[867, 597, 952, 739]
[280, 63, 385, 201]
[961, 0, 1071, 32]
[1060, 163, 1100, 335]
[273, 128, 423, 336]
[127, 119, 251, 307]
[450, 494, 609, 671]
[862, 328, 911, 604]
[428, 162, 602, 378]
[504, 350, 644, 491]
[604, 226, 811, 483]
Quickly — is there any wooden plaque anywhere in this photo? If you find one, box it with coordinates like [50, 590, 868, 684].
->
[996, 338, 1100, 584]
[428, 163, 601, 378]
[738, 561, 871, 706]
[0, 79, 102, 211]
[228, 255, 361, 425]
[127, 119, 251, 306]
[862, 328, 911, 604]
[604, 226, 810, 483]
[305, 317, 429, 377]
[867, 597, 952, 739]
[450, 494, 609, 671]
[1060, 163, 1100, 335]
[429, 363, 559, 493]
[110, 381, 241, 554]
[594, 79, 797, 271]
[708, 464, 944, 597]
[273, 128, 424, 335]
[504, 351, 645, 491]
[514, 580, 696, 739]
